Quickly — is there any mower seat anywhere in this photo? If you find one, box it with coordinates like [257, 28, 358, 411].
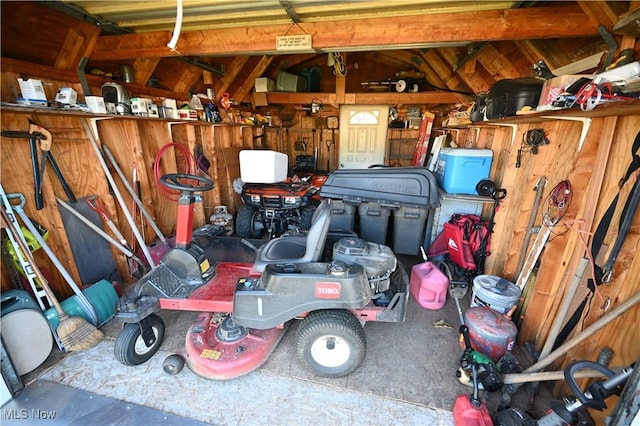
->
[252, 198, 332, 273]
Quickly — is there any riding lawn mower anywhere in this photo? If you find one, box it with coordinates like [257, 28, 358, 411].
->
[113, 172, 408, 380]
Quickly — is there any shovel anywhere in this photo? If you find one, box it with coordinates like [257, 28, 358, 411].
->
[441, 261, 468, 326]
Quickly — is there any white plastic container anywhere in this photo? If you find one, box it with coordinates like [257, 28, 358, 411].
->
[239, 150, 288, 183]
[471, 275, 521, 314]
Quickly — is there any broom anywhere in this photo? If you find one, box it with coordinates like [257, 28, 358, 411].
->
[1, 207, 104, 351]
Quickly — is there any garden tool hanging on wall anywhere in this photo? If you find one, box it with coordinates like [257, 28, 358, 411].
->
[1, 121, 76, 210]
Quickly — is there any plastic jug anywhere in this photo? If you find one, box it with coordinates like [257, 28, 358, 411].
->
[409, 261, 449, 309]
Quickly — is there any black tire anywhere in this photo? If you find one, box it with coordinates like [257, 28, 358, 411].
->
[300, 206, 316, 230]
[163, 354, 185, 375]
[295, 310, 366, 377]
[235, 205, 263, 238]
[114, 314, 165, 366]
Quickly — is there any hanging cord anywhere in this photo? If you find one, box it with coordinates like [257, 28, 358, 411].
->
[516, 129, 549, 168]
[573, 81, 637, 112]
[332, 52, 347, 77]
[542, 180, 573, 230]
[153, 142, 197, 200]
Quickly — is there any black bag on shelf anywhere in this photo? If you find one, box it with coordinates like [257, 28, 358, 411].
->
[485, 78, 544, 119]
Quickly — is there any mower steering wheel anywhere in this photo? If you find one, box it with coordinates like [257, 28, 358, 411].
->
[159, 173, 215, 193]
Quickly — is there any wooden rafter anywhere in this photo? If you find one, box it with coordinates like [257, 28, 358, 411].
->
[438, 48, 492, 94]
[214, 56, 250, 100]
[577, 0, 620, 29]
[476, 43, 522, 80]
[235, 56, 275, 103]
[171, 66, 202, 94]
[133, 57, 161, 86]
[51, 19, 101, 71]
[418, 50, 469, 94]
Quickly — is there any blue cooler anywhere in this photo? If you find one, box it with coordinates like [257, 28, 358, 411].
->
[435, 148, 493, 194]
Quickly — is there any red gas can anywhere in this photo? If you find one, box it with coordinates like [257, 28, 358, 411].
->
[453, 394, 492, 425]
[463, 306, 518, 362]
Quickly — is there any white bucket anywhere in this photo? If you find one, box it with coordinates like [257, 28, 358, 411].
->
[471, 275, 521, 314]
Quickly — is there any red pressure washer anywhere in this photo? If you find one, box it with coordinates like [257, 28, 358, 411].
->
[113, 173, 409, 380]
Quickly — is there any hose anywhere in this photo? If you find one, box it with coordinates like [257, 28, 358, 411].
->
[153, 142, 197, 200]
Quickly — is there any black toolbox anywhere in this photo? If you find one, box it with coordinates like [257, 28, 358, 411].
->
[485, 78, 544, 119]
[319, 167, 440, 209]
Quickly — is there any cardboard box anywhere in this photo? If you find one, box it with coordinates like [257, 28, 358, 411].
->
[85, 96, 107, 113]
[17, 78, 47, 101]
[131, 98, 152, 116]
[161, 98, 179, 118]
[147, 103, 159, 118]
[538, 74, 590, 110]
[251, 92, 269, 108]
[178, 109, 198, 120]
[55, 88, 77, 105]
[254, 77, 275, 92]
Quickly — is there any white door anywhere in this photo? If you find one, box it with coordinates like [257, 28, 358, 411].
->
[338, 105, 389, 169]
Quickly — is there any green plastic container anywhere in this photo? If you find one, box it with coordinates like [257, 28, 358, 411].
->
[45, 279, 118, 328]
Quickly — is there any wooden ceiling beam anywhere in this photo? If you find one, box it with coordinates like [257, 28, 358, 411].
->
[265, 91, 467, 105]
[90, 6, 599, 60]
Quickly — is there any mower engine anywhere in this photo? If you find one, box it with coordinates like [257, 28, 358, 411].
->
[333, 236, 397, 300]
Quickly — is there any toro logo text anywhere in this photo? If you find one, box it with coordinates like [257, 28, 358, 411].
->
[315, 282, 341, 299]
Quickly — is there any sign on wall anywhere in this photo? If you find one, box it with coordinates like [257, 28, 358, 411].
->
[276, 35, 313, 51]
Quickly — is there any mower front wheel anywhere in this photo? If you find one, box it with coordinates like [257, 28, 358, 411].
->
[295, 310, 366, 377]
[236, 205, 263, 238]
[114, 314, 165, 366]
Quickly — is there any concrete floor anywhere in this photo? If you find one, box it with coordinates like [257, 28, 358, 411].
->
[2, 252, 542, 425]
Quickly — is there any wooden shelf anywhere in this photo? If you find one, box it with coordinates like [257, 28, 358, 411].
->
[434, 99, 640, 130]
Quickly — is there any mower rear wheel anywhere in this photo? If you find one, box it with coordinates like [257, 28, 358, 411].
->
[295, 310, 366, 377]
[236, 205, 263, 238]
[114, 314, 165, 366]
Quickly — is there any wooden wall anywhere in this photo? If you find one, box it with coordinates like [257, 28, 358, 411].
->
[437, 107, 640, 420]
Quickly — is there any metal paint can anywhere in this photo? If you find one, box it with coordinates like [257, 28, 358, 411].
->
[120, 65, 135, 83]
